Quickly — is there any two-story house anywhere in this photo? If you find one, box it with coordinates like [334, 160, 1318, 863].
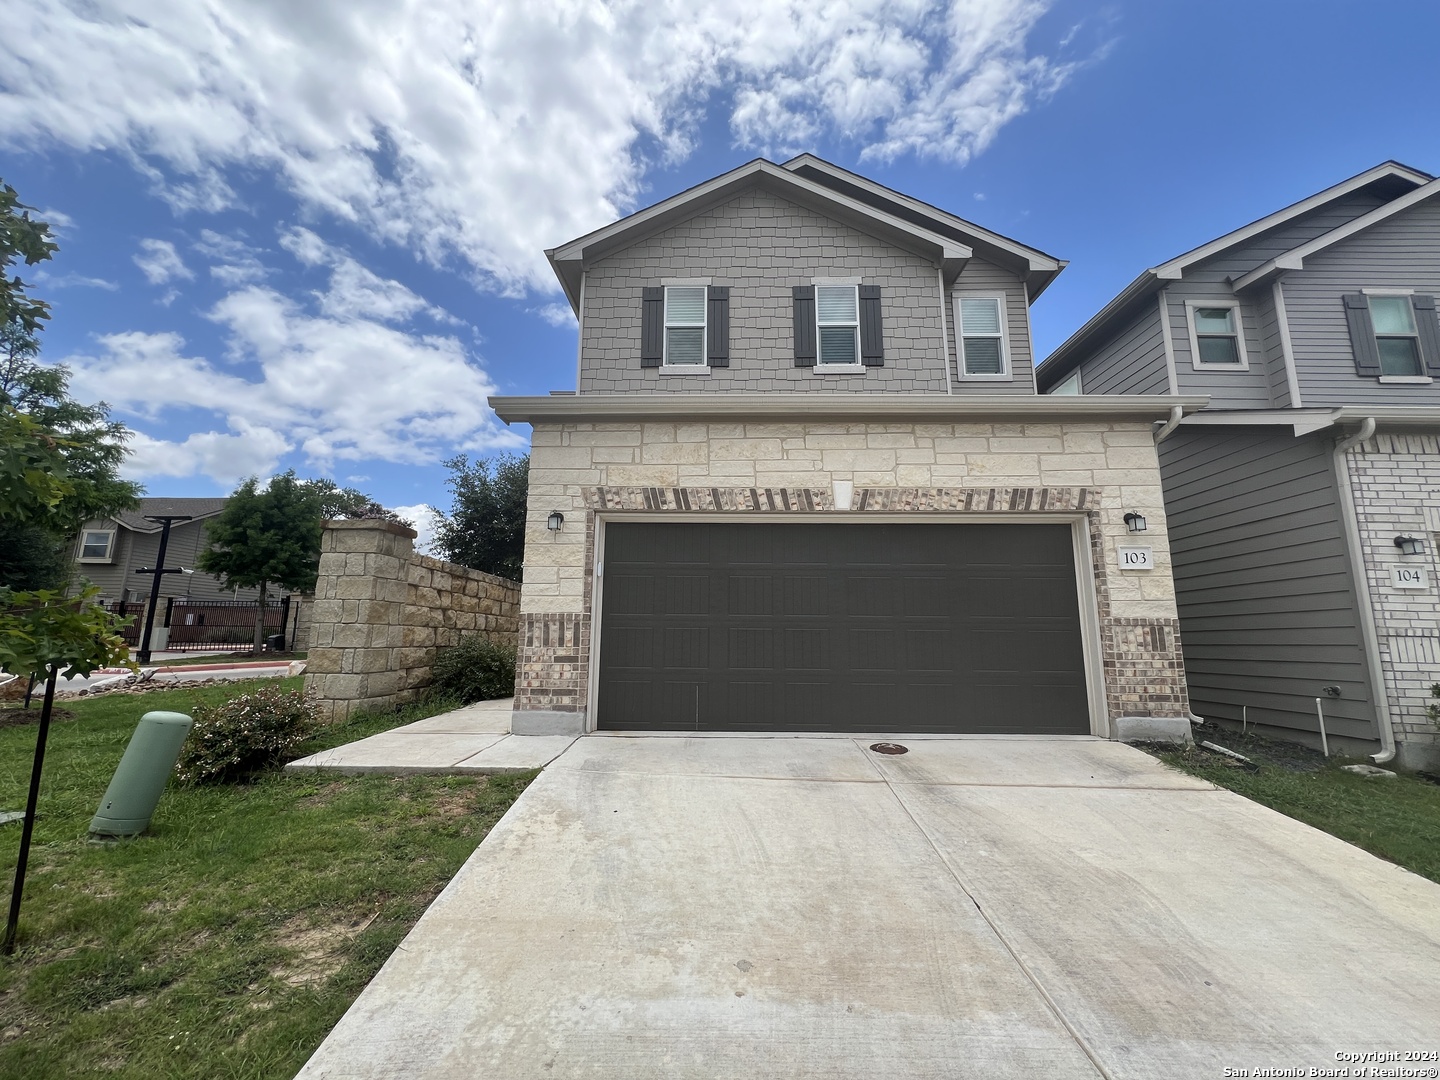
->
[491, 156, 1202, 739]
[1037, 161, 1440, 769]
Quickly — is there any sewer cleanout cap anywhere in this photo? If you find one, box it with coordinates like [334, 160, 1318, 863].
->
[868, 742, 909, 755]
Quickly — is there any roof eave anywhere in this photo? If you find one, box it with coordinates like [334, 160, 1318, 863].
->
[490, 392, 1208, 426]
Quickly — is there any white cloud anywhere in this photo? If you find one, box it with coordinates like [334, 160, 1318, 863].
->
[133, 238, 193, 285]
[63, 258, 523, 485]
[279, 226, 457, 325]
[389, 503, 441, 555]
[33, 269, 118, 290]
[530, 302, 577, 328]
[0, 2, 1086, 295]
[195, 228, 268, 285]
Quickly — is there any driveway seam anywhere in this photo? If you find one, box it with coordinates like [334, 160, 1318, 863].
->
[854, 740, 1115, 1080]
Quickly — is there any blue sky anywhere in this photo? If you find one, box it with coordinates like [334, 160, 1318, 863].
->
[4, 1, 1438, 542]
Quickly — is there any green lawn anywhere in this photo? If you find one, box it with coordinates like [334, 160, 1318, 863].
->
[0, 679, 534, 1079]
[1154, 734, 1440, 884]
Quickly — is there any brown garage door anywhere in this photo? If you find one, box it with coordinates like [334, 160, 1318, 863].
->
[596, 522, 1089, 733]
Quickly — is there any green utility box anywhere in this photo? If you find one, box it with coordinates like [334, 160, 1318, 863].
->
[89, 711, 194, 837]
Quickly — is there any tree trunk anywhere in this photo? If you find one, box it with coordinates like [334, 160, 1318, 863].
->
[253, 581, 267, 655]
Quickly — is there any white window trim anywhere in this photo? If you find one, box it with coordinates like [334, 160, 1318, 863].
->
[1185, 300, 1250, 371]
[660, 283, 708, 370]
[813, 280, 861, 368]
[1365, 291, 1426, 379]
[954, 294, 1012, 381]
[77, 529, 116, 563]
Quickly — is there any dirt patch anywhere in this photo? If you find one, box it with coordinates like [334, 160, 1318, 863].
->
[423, 787, 481, 822]
[1190, 726, 1332, 772]
[294, 780, 347, 808]
[269, 912, 379, 987]
[0, 704, 78, 727]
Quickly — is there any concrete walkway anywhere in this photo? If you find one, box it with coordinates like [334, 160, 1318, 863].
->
[285, 698, 574, 775]
[297, 735, 1440, 1079]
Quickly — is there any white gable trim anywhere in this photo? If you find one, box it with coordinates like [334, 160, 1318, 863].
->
[1232, 176, 1440, 291]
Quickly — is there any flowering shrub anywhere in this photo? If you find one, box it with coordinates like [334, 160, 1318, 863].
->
[429, 635, 517, 705]
[175, 684, 319, 784]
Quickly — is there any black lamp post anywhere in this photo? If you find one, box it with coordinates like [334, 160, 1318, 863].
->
[133, 515, 191, 664]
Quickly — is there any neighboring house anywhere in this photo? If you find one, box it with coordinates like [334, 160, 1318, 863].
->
[490, 156, 1201, 740]
[73, 497, 261, 605]
[1037, 160, 1440, 769]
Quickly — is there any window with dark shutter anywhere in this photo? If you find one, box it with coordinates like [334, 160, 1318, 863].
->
[640, 287, 664, 368]
[793, 285, 816, 366]
[859, 285, 884, 366]
[707, 286, 729, 367]
[1408, 294, 1440, 377]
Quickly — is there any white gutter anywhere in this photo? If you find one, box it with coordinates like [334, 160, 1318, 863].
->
[1153, 405, 1184, 444]
[1330, 417, 1397, 764]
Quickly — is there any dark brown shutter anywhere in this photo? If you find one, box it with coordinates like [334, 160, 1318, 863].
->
[1343, 293, 1380, 377]
[793, 285, 816, 366]
[640, 287, 664, 368]
[859, 284, 884, 366]
[1412, 294, 1440, 377]
[707, 286, 729, 367]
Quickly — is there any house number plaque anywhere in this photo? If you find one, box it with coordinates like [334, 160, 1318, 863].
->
[1390, 565, 1429, 590]
[1117, 546, 1153, 571]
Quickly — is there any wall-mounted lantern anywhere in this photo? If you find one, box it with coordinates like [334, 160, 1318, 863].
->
[1394, 534, 1425, 556]
[546, 511, 565, 533]
[1124, 512, 1147, 534]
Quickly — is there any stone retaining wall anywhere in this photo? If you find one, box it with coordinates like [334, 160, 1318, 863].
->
[305, 520, 521, 721]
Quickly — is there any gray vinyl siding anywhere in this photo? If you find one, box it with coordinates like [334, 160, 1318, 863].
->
[579, 187, 950, 394]
[1175, 189, 1389, 282]
[1070, 302, 1167, 394]
[1165, 288, 1274, 407]
[1282, 195, 1440, 407]
[1159, 427, 1379, 746]
[946, 255, 1038, 394]
[1254, 284, 1293, 408]
[72, 519, 261, 604]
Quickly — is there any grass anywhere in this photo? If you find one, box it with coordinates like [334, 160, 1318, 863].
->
[1152, 729, 1440, 884]
[0, 678, 534, 1079]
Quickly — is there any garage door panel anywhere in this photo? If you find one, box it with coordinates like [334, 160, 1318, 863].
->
[597, 522, 1090, 733]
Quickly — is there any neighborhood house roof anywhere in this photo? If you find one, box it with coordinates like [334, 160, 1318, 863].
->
[110, 497, 230, 532]
[1036, 160, 1436, 391]
[545, 155, 1064, 312]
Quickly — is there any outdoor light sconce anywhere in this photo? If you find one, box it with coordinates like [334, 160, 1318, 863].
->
[1394, 534, 1425, 556]
[1124, 512, 1148, 534]
[546, 511, 565, 533]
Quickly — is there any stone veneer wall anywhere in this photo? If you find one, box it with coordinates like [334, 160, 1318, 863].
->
[305, 520, 521, 721]
[1346, 434, 1440, 765]
[515, 419, 1189, 731]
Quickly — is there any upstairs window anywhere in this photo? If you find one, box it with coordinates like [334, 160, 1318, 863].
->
[816, 285, 860, 366]
[1049, 369, 1081, 395]
[1343, 292, 1440, 381]
[78, 529, 115, 562]
[1369, 295, 1422, 376]
[1187, 302, 1248, 369]
[664, 286, 707, 365]
[957, 296, 1008, 377]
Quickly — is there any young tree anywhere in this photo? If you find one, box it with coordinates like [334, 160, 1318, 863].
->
[431, 453, 528, 581]
[198, 472, 325, 654]
[0, 182, 140, 583]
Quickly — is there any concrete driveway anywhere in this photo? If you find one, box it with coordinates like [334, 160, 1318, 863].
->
[297, 735, 1440, 1079]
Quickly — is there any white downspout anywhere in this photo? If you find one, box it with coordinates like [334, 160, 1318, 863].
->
[1332, 418, 1397, 764]
[1154, 405, 1184, 444]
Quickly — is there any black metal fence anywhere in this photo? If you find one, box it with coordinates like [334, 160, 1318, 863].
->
[107, 596, 293, 652]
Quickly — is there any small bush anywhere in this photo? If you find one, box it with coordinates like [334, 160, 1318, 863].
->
[175, 684, 319, 784]
[429, 635, 517, 705]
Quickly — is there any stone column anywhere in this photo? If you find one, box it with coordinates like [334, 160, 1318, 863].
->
[304, 520, 416, 721]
